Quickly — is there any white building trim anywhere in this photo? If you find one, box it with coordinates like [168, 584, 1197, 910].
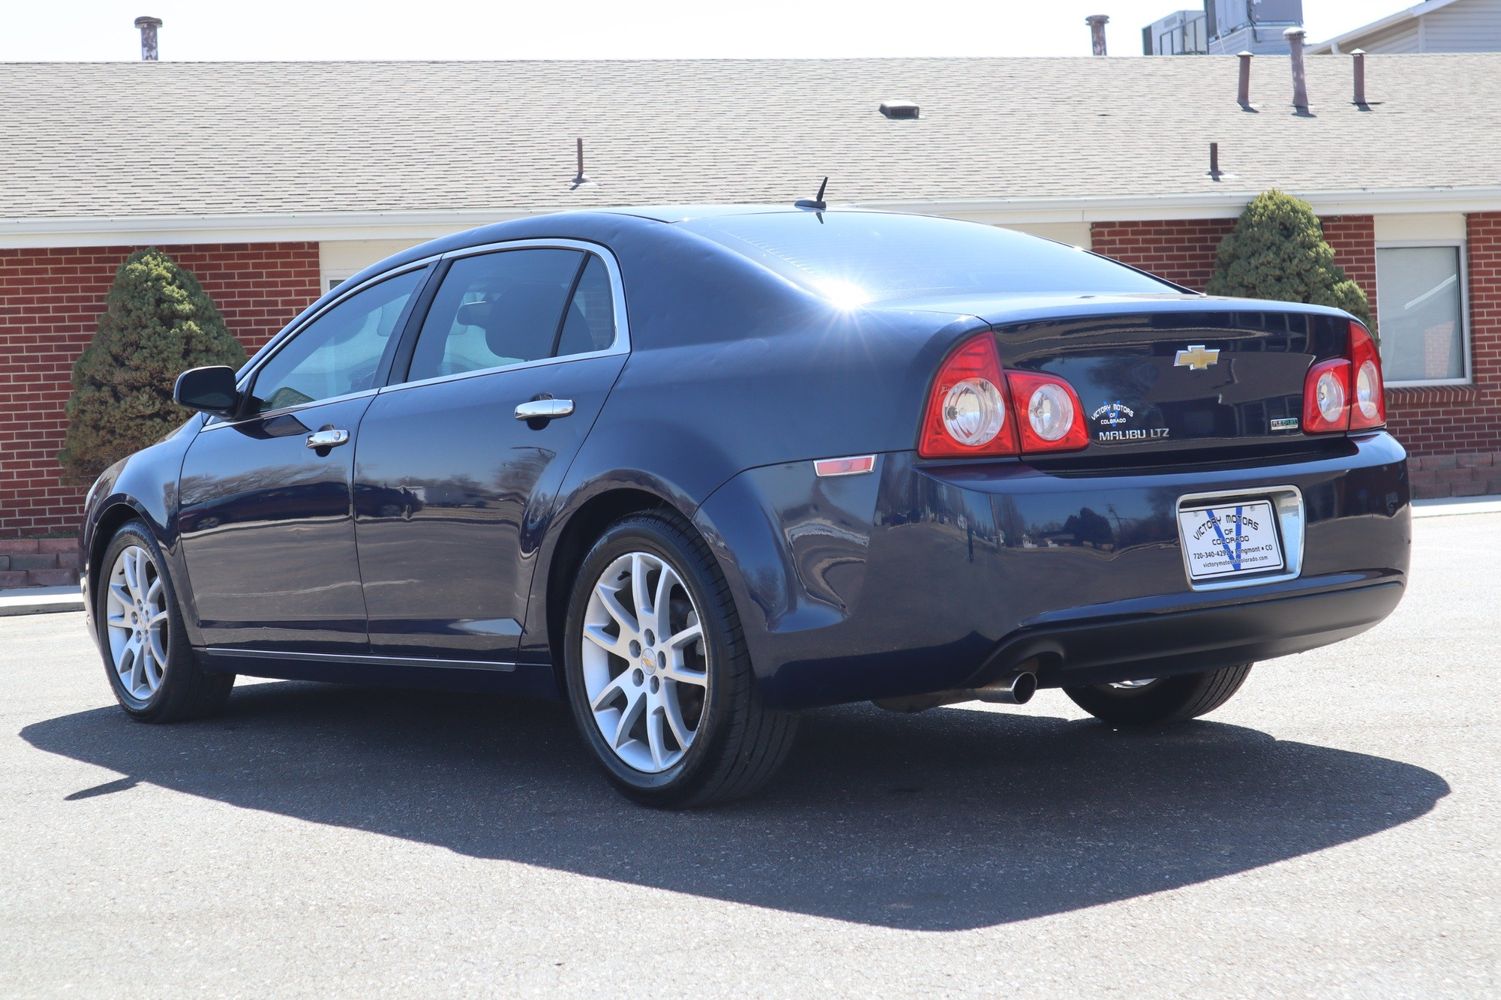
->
[4, 186, 1501, 250]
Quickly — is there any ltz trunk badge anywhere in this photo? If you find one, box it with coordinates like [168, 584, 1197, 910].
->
[1174, 345, 1221, 370]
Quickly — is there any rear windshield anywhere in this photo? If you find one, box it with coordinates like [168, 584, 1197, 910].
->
[681, 211, 1177, 305]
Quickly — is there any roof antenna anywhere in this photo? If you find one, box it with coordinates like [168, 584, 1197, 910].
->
[795, 176, 829, 212]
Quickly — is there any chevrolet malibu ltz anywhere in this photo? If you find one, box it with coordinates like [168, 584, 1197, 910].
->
[80, 208, 1409, 805]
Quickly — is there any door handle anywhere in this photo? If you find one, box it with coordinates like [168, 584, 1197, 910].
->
[305, 428, 350, 450]
[514, 399, 575, 421]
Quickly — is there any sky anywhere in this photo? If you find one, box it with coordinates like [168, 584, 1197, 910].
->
[2, 1, 1416, 61]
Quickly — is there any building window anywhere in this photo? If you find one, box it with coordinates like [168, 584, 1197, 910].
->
[1376, 244, 1468, 385]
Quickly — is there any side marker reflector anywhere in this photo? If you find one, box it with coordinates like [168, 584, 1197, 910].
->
[814, 455, 876, 478]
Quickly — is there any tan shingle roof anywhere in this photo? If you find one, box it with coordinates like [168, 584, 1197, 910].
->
[2, 54, 1498, 220]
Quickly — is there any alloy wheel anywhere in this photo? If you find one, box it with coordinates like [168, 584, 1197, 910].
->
[580, 551, 709, 773]
[105, 545, 169, 702]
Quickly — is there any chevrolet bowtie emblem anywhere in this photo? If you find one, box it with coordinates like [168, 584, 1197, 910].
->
[1174, 345, 1221, 371]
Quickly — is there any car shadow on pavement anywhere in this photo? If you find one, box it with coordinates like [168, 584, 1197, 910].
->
[21, 681, 1448, 932]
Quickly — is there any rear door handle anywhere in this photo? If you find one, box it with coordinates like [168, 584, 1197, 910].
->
[514, 399, 575, 421]
[305, 428, 350, 450]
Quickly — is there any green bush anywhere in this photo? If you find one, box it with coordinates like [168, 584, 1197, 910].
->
[1206, 189, 1373, 330]
[61, 248, 246, 481]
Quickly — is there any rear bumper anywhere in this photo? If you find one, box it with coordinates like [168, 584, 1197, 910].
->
[982, 579, 1403, 690]
[695, 432, 1409, 708]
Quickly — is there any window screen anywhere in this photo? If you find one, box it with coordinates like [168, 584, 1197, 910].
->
[1376, 246, 1466, 383]
[407, 249, 583, 382]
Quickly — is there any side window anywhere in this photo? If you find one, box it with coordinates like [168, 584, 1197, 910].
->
[406, 249, 583, 382]
[556, 255, 618, 357]
[250, 268, 424, 413]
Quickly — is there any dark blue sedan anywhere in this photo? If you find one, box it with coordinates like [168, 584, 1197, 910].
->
[80, 207, 1409, 805]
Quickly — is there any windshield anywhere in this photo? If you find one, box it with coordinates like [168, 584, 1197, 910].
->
[681, 211, 1178, 307]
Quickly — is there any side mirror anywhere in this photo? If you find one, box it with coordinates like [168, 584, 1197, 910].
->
[173, 366, 241, 417]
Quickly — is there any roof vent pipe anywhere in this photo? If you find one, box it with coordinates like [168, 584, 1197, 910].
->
[1086, 15, 1109, 56]
[1237, 51, 1253, 109]
[1352, 49, 1368, 107]
[134, 16, 162, 61]
[1284, 26, 1309, 113]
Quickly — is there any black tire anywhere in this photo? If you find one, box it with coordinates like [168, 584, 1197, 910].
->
[1063, 664, 1253, 726]
[562, 511, 798, 807]
[95, 520, 234, 723]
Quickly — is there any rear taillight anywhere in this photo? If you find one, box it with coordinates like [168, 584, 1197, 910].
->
[1302, 320, 1385, 435]
[1303, 358, 1351, 434]
[1348, 322, 1386, 431]
[918, 333, 1018, 458]
[1006, 371, 1090, 453]
[919, 333, 1088, 458]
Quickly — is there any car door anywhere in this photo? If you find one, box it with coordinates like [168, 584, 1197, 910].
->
[353, 242, 628, 662]
[176, 265, 430, 653]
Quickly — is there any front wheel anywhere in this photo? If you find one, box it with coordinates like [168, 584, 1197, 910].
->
[96, 521, 234, 722]
[562, 512, 798, 807]
[1063, 664, 1253, 726]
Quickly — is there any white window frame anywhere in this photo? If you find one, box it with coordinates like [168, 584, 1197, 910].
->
[1374, 238, 1471, 388]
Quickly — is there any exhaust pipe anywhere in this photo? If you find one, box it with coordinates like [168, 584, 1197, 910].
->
[972, 670, 1038, 705]
[873, 668, 1038, 713]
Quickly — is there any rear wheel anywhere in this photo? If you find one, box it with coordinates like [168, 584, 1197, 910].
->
[1063, 664, 1252, 726]
[96, 521, 234, 722]
[562, 512, 798, 807]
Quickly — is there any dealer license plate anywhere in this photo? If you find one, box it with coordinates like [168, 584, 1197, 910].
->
[1177, 500, 1284, 582]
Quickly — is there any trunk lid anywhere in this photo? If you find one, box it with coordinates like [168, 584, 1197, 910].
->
[900, 294, 1351, 458]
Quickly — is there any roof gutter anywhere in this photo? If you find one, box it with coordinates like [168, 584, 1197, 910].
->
[5, 186, 1501, 249]
[0, 208, 541, 250]
[1306, 0, 1456, 54]
[858, 187, 1501, 224]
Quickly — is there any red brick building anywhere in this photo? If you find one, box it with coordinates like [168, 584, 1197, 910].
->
[2, 55, 1499, 547]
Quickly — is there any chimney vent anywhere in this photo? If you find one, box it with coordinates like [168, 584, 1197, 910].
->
[1086, 15, 1109, 56]
[879, 100, 920, 120]
[1284, 26, 1310, 114]
[1351, 49, 1368, 107]
[1237, 51, 1254, 109]
[134, 16, 162, 61]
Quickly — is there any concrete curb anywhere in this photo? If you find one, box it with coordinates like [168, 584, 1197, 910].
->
[0, 585, 84, 617]
[1411, 495, 1501, 518]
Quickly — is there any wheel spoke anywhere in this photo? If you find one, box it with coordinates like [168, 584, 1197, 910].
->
[661, 690, 693, 749]
[125, 640, 144, 693]
[145, 575, 163, 608]
[147, 610, 170, 630]
[645, 703, 667, 768]
[589, 671, 630, 712]
[665, 623, 702, 650]
[125, 549, 146, 601]
[653, 564, 678, 628]
[594, 583, 638, 637]
[108, 583, 131, 612]
[630, 553, 653, 630]
[106, 612, 131, 632]
[612, 689, 646, 749]
[582, 623, 629, 659]
[664, 659, 708, 687]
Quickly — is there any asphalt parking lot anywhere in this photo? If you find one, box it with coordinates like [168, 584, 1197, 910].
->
[3, 511, 1497, 999]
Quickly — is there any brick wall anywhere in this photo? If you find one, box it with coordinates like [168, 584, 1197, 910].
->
[0, 243, 320, 538]
[1092, 213, 1501, 498]
[1090, 219, 1235, 291]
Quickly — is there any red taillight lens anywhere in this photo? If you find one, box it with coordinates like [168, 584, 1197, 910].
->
[1348, 321, 1386, 431]
[918, 333, 1019, 458]
[1006, 371, 1090, 453]
[1303, 357, 1351, 434]
[1302, 320, 1385, 435]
